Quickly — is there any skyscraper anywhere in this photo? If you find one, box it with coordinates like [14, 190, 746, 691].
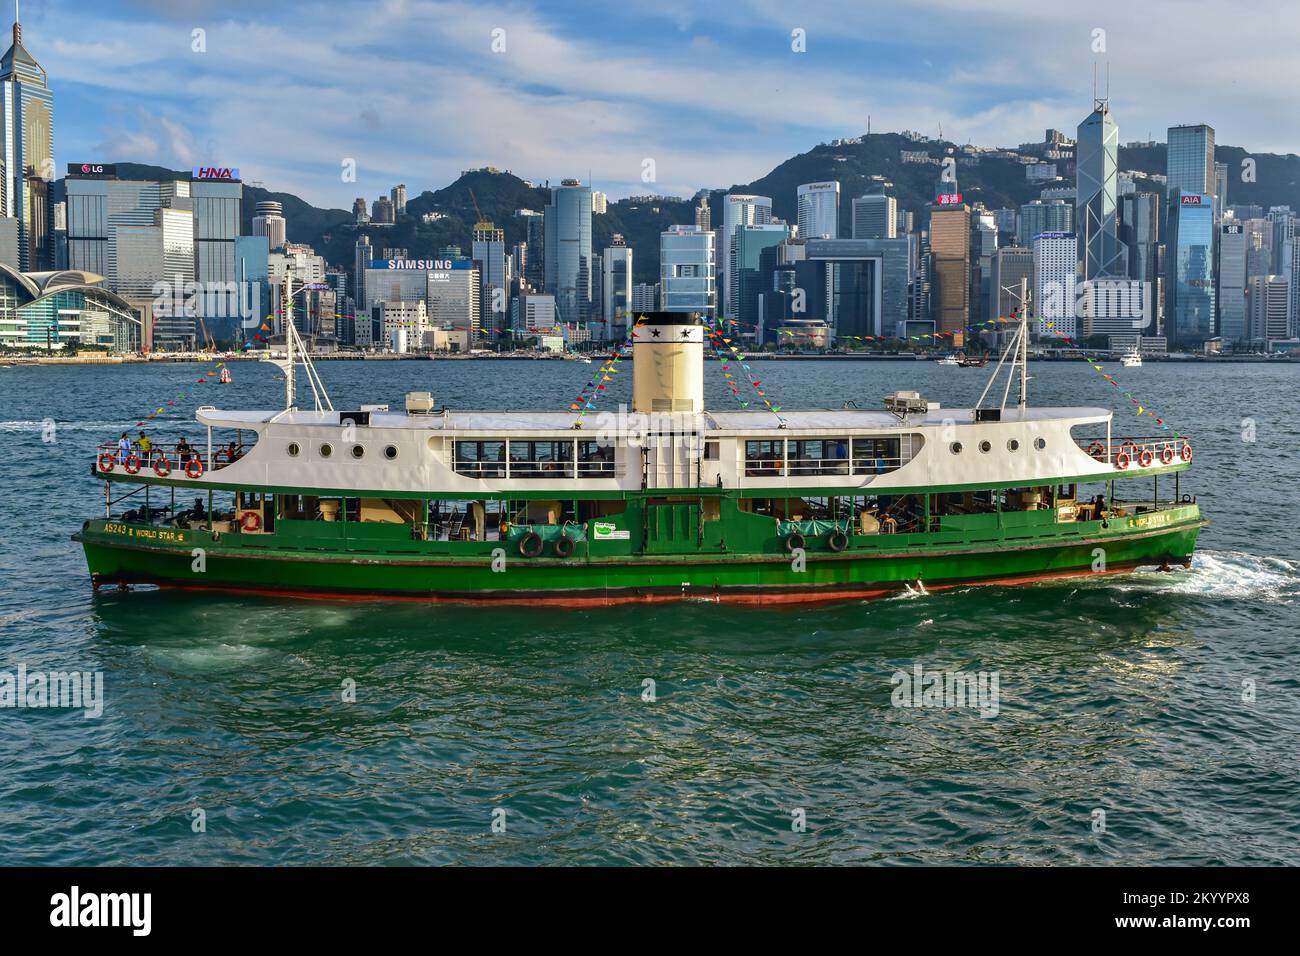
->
[0, 11, 53, 271]
[472, 221, 506, 337]
[1166, 124, 1216, 197]
[659, 225, 715, 317]
[1076, 99, 1125, 279]
[719, 194, 772, 320]
[1033, 233, 1077, 338]
[1217, 222, 1248, 342]
[1166, 193, 1216, 344]
[544, 179, 593, 324]
[1119, 192, 1160, 283]
[929, 201, 971, 334]
[391, 184, 407, 216]
[1018, 200, 1073, 247]
[1249, 274, 1289, 342]
[353, 234, 371, 318]
[192, 172, 243, 339]
[601, 235, 632, 341]
[252, 200, 286, 251]
[694, 194, 711, 232]
[733, 222, 790, 331]
[796, 182, 839, 240]
[852, 194, 897, 240]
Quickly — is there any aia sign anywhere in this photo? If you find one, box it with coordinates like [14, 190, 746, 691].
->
[1180, 194, 1203, 205]
[192, 166, 241, 180]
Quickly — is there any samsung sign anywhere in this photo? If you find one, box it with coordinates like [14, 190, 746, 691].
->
[370, 258, 472, 270]
[192, 166, 241, 180]
[68, 163, 115, 177]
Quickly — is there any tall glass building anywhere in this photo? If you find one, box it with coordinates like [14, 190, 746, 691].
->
[1166, 194, 1216, 344]
[796, 182, 839, 240]
[0, 14, 54, 271]
[719, 194, 772, 320]
[734, 223, 789, 330]
[543, 180, 593, 325]
[0, 263, 139, 350]
[1166, 125, 1216, 197]
[1076, 101, 1125, 279]
[659, 225, 715, 317]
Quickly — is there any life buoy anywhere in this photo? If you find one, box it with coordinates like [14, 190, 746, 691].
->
[1114, 451, 1131, 470]
[1138, 448, 1153, 468]
[553, 534, 575, 558]
[1120, 442, 1138, 458]
[1087, 441, 1106, 459]
[1181, 443, 1193, 462]
[827, 529, 848, 553]
[1160, 445, 1175, 465]
[783, 532, 806, 553]
[518, 531, 543, 558]
[185, 457, 205, 479]
[124, 453, 141, 474]
[240, 511, 261, 533]
[98, 453, 115, 473]
[154, 456, 171, 477]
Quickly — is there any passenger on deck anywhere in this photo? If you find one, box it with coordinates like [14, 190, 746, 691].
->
[116, 432, 131, 464]
[176, 437, 192, 465]
[224, 440, 238, 462]
[136, 431, 153, 462]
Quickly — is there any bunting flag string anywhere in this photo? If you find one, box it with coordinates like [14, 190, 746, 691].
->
[1038, 320, 1182, 439]
[134, 357, 229, 428]
[707, 320, 784, 421]
[567, 318, 643, 421]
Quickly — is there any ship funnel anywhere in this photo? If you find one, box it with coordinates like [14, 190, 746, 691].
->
[631, 311, 706, 414]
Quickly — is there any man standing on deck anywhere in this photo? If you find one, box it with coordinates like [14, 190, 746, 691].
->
[136, 431, 153, 463]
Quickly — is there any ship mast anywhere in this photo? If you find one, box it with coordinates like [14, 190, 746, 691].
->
[975, 276, 1032, 414]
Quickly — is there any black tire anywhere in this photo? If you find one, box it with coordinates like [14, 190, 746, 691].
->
[518, 531, 543, 558]
[553, 534, 575, 558]
[827, 530, 848, 552]
[783, 532, 805, 553]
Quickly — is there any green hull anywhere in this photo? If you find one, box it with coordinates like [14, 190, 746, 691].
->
[75, 504, 1204, 606]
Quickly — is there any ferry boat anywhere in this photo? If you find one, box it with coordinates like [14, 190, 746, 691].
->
[74, 303, 1205, 605]
[1120, 346, 1143, 368]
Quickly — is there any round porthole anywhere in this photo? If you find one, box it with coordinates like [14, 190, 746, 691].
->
[1034, 437, 1047, 451]
[1007, 439, 1020, 452]
[383, 445, 398, 460]
[319, 443, 333, 458]
[351, 444, 365, 460]
[978, 440, 992, 453]
[286, 442, 300, 457]
[950, 441, 963, 455]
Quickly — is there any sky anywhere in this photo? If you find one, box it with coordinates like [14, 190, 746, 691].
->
[20, 0, 1300, 209]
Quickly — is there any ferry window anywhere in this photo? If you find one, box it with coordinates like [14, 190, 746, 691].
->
[789, 439, 850, 476]
[509, 440, 574, 479]
[950, 442, 963, 455]
[384, 445, 399, 460]
[319, 443, 333, 458]
[577, 440, 615, 477]
[853, 438, 902, 475]
[454, 441, 506, 478]
[1035, 437, 1047, 451]
[979, 440, 992, 454]
[745, 440, 784, 476]
[1007, 439, 1020, 452]
[286, 442, 300, 457]
[351, 444, 365, 460]
[704, 441, 719, 461]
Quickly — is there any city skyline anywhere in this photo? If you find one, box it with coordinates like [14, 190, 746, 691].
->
[29, 0, 1300, 209]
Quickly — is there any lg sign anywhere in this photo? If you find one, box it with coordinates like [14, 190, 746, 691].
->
[192, 167, 240, 180]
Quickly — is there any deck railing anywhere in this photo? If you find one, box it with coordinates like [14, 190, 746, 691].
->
[94, 441, 247, 478]
[744, 456, 904, 478]
[453, 456, 618, 480]
[1080, 436, 1192, 470]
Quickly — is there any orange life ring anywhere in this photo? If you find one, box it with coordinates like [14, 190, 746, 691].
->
[154, 456, 172, 477]
[1181, 443, 1192, 462]
[185, 457, 205, 479]
[1160, 445, 1175, 465]
[1087, 441, 1105, 459]
[1137, 448, 1153, 468]
[240, 511, 261, 532]
[1114, 451, 1131, 470]
[1120, 442, 1138, 458]
[97, 453, 115, 473]
[124, 453, 141, 474]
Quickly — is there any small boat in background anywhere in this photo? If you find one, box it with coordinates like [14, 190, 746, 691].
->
[1120, 346, 1142, 368]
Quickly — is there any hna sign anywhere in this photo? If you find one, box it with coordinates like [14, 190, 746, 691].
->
[192, 167, 240, 180]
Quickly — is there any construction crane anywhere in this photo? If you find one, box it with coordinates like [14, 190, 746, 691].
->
[198, 316, 216, 353]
